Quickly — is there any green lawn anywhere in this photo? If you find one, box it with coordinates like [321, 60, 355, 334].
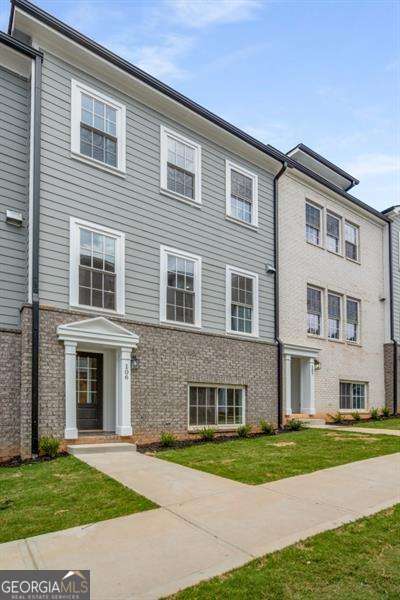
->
[0, 455, 156, 544]
[156, 429, 400, 485]
[169, 505, 400, 599]
[355, 416, 400, 430]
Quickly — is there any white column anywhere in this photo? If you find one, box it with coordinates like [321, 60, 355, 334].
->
[308, 358, 316, 415]
[116, 346, 133, 436]
[64, 341, 78, 439]
[284, 354, 292, 416]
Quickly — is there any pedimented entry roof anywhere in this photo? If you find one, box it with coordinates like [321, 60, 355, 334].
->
[57, 316, 139, 348]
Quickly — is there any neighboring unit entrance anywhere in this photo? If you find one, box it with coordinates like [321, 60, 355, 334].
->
[76, 352, 103, 430]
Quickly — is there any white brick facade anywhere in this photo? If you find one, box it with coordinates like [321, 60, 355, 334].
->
[279, 172, 387, 415]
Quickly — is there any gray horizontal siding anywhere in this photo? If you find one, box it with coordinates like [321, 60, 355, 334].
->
[39, 52, 276, 340]
[0, 66, 29, 328]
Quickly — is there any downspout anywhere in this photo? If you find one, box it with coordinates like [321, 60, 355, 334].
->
[31, 53, 42, 454]
[388, 221, 398, 415]
[273, 161, 288, 429]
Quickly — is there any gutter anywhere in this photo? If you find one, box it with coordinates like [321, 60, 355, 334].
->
[0, 30, 42, 58]
[388, 221, 398, 415]
[9, 1, 388, 225]
[273, 162, 288, 428]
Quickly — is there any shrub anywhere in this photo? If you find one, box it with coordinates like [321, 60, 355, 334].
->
[237, 424, 252, 438]
[259, 419, 274, 435]
[38, 436, 60, 459]
[200, 427, 216, 441]
[351, 411, 361, 421]
[328, 412, 342, 424]
[285, 418, 303, 431]
[160, 432, 176, 448]
[370, 407, 380, 421]
[381, 406, 390, 418]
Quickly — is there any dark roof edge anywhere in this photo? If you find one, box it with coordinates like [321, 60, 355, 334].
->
[0, 29, 42, 58]
[382, 205, 400, 215]
[10, 0, 387, 223]
[286, 143, 359, 189]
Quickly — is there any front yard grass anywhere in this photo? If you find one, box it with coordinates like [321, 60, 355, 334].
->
[355, 416, 400, 430]
[156, 428, 400, 485]
[169, 504, 400, 599]
[0, 455, 157, 544]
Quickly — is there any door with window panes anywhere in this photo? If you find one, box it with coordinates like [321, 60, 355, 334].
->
[76, 352, 103, 430]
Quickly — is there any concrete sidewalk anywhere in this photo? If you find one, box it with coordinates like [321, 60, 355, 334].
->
[305, 422, 400, 436]
[2, 452, 399, 600]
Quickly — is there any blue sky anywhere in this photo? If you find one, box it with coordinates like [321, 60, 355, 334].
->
[1, 0, 399, 210]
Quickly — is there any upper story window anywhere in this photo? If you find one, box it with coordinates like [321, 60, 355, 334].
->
[307, 286, 322, 336]
[346, 298, 360, 342]
[160, 246, 201, 327]
[71, 80, 126, 173]
[326, 213, 341, 254]
[226, 161, 258, 227]
[226, 266, 259, 337]
[70, 217, 125, 314]
[345, 222, 359, 261]
[305, 202, 321, 246]
[328, 292, 341, 339]
[160, 126, 201, 204]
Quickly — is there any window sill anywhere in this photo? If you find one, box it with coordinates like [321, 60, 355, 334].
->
[328, 338, 346, 344]
[69, 303, 125, 318]
[71, 151, 126, 178]
[225, 215, 258, 231]
[339, 409, 368, 414]
[345, 257, 361, 266]
[327, 249, 343, 258]
[160, 319, 202, 331]
[306, 240, 324, 250]
[346, 340, 362, 347]
[226, 329, 259, 339]
[307, 333, 325, 340]
[188, 425, 244, 433]
[160, 188, 202, 208]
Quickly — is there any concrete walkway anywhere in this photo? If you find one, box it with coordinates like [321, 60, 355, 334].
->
[306, 422, 400, 436]
[2, 451, 399, 600]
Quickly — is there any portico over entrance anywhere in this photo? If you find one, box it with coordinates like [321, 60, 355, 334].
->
[57, 317, 139, 439]
[283, 343, 320, 416]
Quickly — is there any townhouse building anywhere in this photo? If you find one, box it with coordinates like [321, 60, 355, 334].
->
[0, 0, 394, 461]
[279, 145, 390, 418]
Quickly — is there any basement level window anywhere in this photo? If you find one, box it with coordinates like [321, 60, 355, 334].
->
[188, 386, 245, 427]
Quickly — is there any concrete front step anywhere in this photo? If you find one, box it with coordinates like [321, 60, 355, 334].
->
[299, 418, 326, 427]
[68, 443, 137, 455]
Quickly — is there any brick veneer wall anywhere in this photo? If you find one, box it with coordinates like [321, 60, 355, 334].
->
[0, 329, 21, 460]
[384, 342, 398, 414]
[19, 305, 278, 454]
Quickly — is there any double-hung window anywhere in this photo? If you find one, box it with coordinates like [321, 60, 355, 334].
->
[327, 213, 341, 253]
[340, 382, 366, 410]
[226, 161, 258, 226]
[307, 286, 322, 336]
[71, 80, 126, 172]
[160, 126, 201, 203]
[305, 202, 321, 245]
[346, 298, 360, 342]
[189, 385, 245, 428]
[70, 217, 125, 314]
[345, 222, 359, 261]
[160, 246, 201, 327]
[226, 266, 259, 336]
[328, 292, 341, 339]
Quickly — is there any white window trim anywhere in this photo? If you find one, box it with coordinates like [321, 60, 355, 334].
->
[69, 217, 125, 315]
[307, 284, 324, 338]
[327, 291, 343, 341]
[71, 79, 126, 174]
[160, 125, 202, 205]
[345, 296, 361, 344]
[326, 211, 342, 255]
[339, 381, 368, 412]
[160, 245, 202, 328]
[305, 200, 323, 247]
[225, 160, 258, 227]
[187, 384, 246, 431]
[344, 220, 360, 263]
[226, 265, 259, 338]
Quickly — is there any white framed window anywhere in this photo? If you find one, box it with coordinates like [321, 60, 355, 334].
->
[340, 382, 366, 410]
[326, 212, 341, 254]
[226, 161, 258, 227]
[305, 202, 322, 246]
[345, 221, 359, 261]
[188, 385, 245, 429]
[71, 80, 126, 173]
[346, 297, 360, 343]
[307, 285, 322, 336]
[226, 266, 259, 337]
[160, 245, 202, 327]
[328, 292, 341, 340]
[70, 217, 125, 314]
[160, 126, 201, 204]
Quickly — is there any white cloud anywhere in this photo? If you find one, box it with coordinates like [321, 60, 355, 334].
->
[167, 0, 262, 28]
[346, 153, 400, 178]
